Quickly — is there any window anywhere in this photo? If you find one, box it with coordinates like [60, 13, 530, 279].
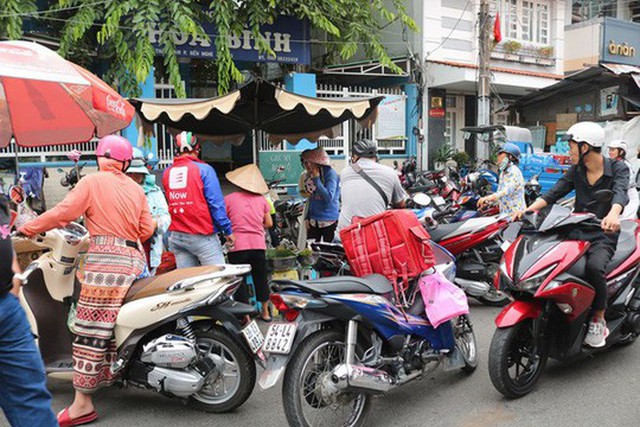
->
[501, 0, 550, 44]
[571, 1, 616, 23]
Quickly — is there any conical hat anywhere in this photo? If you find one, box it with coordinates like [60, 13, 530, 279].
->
[226, 164, 269, 194]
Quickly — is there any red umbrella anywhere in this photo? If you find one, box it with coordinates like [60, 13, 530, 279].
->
[0, 41, 135, 148]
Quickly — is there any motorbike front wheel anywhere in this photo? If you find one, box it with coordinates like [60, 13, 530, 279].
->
[187, 327, 256, 413]
[488, 320, 547, 398]
[282, 330, 371, 427]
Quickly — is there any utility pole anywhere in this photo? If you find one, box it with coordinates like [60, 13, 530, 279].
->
[477, 0, 492, 160]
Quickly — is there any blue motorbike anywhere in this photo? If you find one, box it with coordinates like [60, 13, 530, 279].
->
[258, 243, 477, 427]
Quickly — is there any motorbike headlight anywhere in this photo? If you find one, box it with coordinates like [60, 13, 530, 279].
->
[519, 264, 557, 290]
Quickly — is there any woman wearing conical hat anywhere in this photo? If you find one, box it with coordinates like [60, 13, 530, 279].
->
[224, 164, 274, 322]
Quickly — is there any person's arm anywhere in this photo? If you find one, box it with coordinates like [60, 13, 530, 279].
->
[139, 196, 155, 242]
[19, 177, 92, 237]
[151, 190, 171, 235]
[603, 161, 631, 232]
[390, 173, 407, 208]
[199, 164, 233, 236]
[263, 198, 273, 228]
[540, 167, 576, 206]
[312, 170, 339, 203]
[11, 251, 21, 296]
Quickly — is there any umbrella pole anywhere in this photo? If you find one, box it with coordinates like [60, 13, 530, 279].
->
[13, 142, 19, 185]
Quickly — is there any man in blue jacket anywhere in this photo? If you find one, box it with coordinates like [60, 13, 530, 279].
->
[163, 132, 235, 267]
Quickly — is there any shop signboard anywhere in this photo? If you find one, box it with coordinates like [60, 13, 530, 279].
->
[377, 95, 407, 140]
[150, 15, 311, 64]
[599, 86, 620, 117]
[601, 18, 640, 67]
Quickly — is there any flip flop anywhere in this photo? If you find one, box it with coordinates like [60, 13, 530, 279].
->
[260, 316, 273, 323]
[57, 407, 98, 427]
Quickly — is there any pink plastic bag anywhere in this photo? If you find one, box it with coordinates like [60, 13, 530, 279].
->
[418, 272, 469, 328]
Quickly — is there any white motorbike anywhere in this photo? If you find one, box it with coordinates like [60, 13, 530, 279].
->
[11, 189, 265, 413]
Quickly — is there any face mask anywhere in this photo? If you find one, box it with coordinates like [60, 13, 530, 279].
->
[499, 157, 510, 172]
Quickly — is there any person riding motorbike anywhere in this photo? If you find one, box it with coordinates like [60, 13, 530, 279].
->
[18, 135, 155, 426]
[477, 143, 526, 216]
[608, 139, 639, 220]
[338, 139, 406, 232]
[514, 121, 630, 348]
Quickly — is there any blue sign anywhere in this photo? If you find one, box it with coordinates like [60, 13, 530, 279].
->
[150, 15, 310, 64]
[601, 18, 640, 67]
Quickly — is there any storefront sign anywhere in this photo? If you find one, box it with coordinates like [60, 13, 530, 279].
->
[601, 18, 640, 67]
[377, 95, 406, 139]
[429, 96, 445, 118]
[600, 86, 619, 117]
[429, 108, 445, 118]
[150, 15, 310, 64]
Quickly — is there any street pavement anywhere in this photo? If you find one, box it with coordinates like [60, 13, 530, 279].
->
[2, 301, 640, 427]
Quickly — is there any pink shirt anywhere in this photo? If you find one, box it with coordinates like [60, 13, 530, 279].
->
[225, 191, 270, 252]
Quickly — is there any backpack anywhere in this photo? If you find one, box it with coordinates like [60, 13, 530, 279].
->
[340, 210, 435, 302]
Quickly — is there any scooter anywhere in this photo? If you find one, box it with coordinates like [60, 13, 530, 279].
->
[11, 189, 265, 413]
[259, 242, 477, 426]
[489, 193, 640, 398]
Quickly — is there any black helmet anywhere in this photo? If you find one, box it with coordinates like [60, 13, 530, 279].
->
[352, 139, 378, 157]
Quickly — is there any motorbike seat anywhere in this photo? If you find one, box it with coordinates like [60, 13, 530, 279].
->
[429, 223, 464, 243]
[605, 221, 638, 274]
[125, 266, 225, 303]
[275, 274, 393, 295]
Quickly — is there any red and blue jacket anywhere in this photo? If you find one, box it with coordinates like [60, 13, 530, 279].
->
[163, 155, 233, 236]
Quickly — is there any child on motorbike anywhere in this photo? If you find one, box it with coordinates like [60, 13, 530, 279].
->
[224, 164, 273, 322]
[126, 148, 171, 275]
[477, 143, 526, 217]
[608, 140, 639, 220]
[19, 135, 154, 427]
[514, 122, 630, 348]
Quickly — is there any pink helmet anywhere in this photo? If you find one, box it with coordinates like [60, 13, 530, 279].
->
[301, 147, 331, 166]
[96, 135, 133, 162]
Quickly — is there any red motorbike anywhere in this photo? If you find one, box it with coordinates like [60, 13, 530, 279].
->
[489, 195, 640, 398]
[426, 212, 510, 306]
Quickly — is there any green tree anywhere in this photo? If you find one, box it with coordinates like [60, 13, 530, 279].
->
[0, 0, 418, 97]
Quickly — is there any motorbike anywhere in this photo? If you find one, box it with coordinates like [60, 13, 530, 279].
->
[11, 189, 264, 413]
[421, 197, 510, 306]
[259, 242, 477, 426]
[489, 192, 640, 398]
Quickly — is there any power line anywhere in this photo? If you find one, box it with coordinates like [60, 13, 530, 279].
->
[0, 1, 108, 19]
[425, 0, 472, 58]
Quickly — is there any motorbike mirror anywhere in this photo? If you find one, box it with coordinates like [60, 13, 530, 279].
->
[412, 192, 431, 207]
[57, 168, 64, 173]
[8, 185, 26, 205]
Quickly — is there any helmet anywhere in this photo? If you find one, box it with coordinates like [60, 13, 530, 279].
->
[498, 143, 521, 163]
[175, 131, 197, 153]
[127, 147, 149, 174]
[609, 139, 628, 153]
[96, 135, 133, 162]
[352, 138, 378, 157]
[565, 122, 605, 148]
[301, 147, 331, 166]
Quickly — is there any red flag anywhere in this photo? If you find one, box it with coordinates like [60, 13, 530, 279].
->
[494, 13, 502, 43]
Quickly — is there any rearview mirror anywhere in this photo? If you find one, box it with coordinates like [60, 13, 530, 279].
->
[8, 185, 26, 205]
[412, 192, 431, 207]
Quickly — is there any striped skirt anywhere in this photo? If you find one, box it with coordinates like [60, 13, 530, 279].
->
[72, 236, 145, 394]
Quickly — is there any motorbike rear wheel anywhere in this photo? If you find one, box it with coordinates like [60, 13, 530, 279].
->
[282, 330, 371, 427]
[187, 327, 256, 413]
[488, 320, 547, 398]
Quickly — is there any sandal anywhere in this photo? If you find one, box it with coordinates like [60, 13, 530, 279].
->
[259, 315, 273, 323]
[57, 407, 98, 427]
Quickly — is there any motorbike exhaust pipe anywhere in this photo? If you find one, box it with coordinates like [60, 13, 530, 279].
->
[331, 363, 395, 393]
[454, 278, 490, 297]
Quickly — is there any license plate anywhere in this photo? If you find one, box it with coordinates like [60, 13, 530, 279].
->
[262, 323, 297, 354]
[433, 196, 446, 206]
[242, 320, 265, 354]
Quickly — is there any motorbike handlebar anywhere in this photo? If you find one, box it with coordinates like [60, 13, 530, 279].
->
[432, 208, 455, 221]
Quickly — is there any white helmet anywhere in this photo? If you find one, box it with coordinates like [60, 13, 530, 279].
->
[609, 139, 628, 153]
[565, 122, 605, 148]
